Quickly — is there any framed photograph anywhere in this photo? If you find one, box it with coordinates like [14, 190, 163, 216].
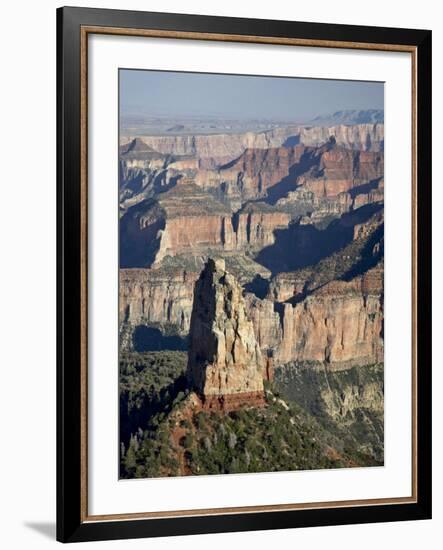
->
[57, 6, 432, 543]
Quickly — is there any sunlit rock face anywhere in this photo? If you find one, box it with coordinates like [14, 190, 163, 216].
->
[297, 146, 384, 199]
[119, 268, 198, 332]
[122, 123, 384, 158]
[187, 259, 265, 411]
[119, 182, 293, 268]
[272, 265, 384, 368]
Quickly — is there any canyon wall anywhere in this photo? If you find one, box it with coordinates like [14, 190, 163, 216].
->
[246, 265, 383, 369]
[249, 265, 384, 369]
[121, 262, 383, 370]
[298, 148, 384, 198]
[119, 122, 384, 373]
[126, 123, 383, 158]
[119, 268, 198, 332]
[120, 183, 293, 267]
[156, 208, 291, 260]
[120, 135, 384, 217]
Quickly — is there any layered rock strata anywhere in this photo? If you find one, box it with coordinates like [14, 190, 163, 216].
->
[120, 263, 384, 370]
[192, 143, 383, 205]
[246, 264, 384, 369]
[119, 125, 385, 373]
[121, 263, 383, 369]
[297, 148, 384, 198]
[122, 123, 384, 158]
[119, 268, 198, 332]
[121, 209, 384, 371]
[273, 265, 384, 368]
[120, 183, 292, 267]
[187, 258, 265, 411]
[201, 146, 305, 200]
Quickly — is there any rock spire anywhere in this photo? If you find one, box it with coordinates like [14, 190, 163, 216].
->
[187, 258, 265, 411]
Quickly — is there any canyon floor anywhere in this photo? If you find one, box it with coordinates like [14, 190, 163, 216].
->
[118, 111, 385, 478]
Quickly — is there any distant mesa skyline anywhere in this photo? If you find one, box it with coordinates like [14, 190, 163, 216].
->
[120, 69, 384, 122]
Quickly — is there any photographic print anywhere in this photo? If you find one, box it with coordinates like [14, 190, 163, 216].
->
[118, 69, 385, 479]
[57, 9, 432, 541]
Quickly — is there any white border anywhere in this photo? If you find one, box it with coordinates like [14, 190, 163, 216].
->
[88, 34, 412, 516]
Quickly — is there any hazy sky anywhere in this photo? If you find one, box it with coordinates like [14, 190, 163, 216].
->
[120, 69, 383, 121]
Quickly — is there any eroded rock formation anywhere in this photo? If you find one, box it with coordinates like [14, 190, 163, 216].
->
[274, 265, 383, 368]
[246, 264, 384, 370]
[119, 267, 198, 332]
[122, 123, 384, 158]
[119, 183, 292, 267]
[187, 258, 265, 411]
[119, 121, 385, 374]
[120, 208, 384, 371]
[298, 147, 384, 199]
[215, 146, 304, 200]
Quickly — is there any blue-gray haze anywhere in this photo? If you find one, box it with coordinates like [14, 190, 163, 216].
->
[120, 69, 383, 122]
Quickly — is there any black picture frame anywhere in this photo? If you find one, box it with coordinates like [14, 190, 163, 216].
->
[57, 6, 432, 543]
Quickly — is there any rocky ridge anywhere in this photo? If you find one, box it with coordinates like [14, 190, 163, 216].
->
[123, 122, 384, 158]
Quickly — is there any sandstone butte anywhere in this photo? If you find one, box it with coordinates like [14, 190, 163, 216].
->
[119, 182, 293, 267]
[187, 258, 266, 412]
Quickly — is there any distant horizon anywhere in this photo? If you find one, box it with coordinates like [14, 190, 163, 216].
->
[120, 69, 384, 122]
[120, 108, 383, 125]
